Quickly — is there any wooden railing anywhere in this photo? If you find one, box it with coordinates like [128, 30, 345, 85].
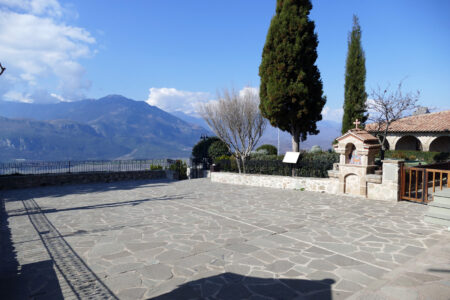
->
[400, 162, 450, 203]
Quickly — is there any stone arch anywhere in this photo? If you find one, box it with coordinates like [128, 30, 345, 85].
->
[344, 173, 359, 195]
[395, 135, 422, 151]
[429, 136, 450, 152]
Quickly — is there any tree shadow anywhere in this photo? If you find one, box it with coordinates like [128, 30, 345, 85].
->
[3, 178, 173, 200]
[7, 193, 187, 218]
[0, 198, 23, 299]
[151, 272, 335, 300]
[1, 197, 118, 299]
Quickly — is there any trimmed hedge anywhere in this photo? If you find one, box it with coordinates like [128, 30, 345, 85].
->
[382, 150, 449, 163]
[215, 152, 338, 178]
[169, 160, 187, 180]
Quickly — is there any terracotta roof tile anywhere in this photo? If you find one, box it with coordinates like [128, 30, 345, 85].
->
[337, 128, 379, 143]
[365, 110, 450, 133]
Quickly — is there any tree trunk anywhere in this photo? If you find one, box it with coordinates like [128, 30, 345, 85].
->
[235, 156, 241, 174]
[292, 132, 300, 152]
[291, 131, 300, 177]
[241, 156, 246, 174]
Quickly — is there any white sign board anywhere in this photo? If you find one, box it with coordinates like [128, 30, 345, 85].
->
[283, 152, 300, 164]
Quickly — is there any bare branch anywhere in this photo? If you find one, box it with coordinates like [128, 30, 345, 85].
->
[0, 62, 5, 76]
[199, 88, 267, 173]
[367, 81, 420, 152]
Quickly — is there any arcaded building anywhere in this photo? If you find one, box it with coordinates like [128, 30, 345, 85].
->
[365, 110, 450, 152]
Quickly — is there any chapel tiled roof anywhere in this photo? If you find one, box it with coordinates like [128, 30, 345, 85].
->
[337, 128, 379, 143]
[365, 110, 450, 133]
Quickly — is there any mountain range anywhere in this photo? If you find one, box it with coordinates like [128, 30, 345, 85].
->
[0, 95, 341, 162]
[171, 111, 341, 153]
[0, 95, 210, 161]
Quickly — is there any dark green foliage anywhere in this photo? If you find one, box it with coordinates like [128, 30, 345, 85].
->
[342, 15, 367, 133]
[382, 150, 449, 163]
[149, 164, 163, 170]
[216, 152, 338, 178]
[259, 0, 326, 151]
[208, 140, 231, 159]
[256, 144, 278, 155]
[191, 137, 221, 164]
[169, 160, 188, 180]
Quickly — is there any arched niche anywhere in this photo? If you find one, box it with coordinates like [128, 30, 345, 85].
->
[345, 143, 356, 164]
[429, 136, 450, 152]
[395, 135, 422, 151]
[344, 173, 359, 195]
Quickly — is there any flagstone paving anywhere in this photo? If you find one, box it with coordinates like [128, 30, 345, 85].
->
[1, 178, 449, 299]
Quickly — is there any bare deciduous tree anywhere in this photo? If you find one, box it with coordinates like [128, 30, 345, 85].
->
[367, 81, 420, 159]
[199, 88, 267, 173]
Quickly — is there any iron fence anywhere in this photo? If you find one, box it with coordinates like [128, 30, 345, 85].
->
[0, 159, 173, 175]
[215, 157, 337, 178]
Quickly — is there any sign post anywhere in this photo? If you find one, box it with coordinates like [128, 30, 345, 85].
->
[283, 152, 301, 177]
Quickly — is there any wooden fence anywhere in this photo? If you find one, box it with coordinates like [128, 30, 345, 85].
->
[400, 162, 450, 203]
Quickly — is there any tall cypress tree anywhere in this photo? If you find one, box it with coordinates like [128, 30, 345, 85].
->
[259, 0, 326, 152]
[342, 15, 367, 133]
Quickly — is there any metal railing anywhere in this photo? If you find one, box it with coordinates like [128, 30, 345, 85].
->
[215, 158, 336, 178]
[0, 159, 172, 175]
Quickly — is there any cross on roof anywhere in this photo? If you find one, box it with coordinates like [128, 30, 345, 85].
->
[353, 119, 360, 129]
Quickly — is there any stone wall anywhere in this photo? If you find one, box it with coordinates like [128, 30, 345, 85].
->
[211, 161, 402, 202]
[367, 160, 402, 201]
[0, 170, 177, 190]
[210, 172, 339, 194]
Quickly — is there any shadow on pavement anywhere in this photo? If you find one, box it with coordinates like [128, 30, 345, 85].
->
[0, 198, 23, 299]
[3, 179, 172, 200]
[7, 193, 187, 218]
[152, 272, 335, 300]
[1, 196, 118, 299]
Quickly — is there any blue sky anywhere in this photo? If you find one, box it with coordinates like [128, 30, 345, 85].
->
[0, 0, 449, 121]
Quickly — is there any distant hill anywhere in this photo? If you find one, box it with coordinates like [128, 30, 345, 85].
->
[168, 111, 341, 153]
[0, 95, 210, 161]
[259, 120, 341, 153]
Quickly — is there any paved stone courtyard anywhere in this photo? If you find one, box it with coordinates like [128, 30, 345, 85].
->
[1, 178, 449, 299]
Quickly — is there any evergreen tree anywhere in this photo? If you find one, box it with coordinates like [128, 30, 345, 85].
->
[342, 15, 367, 133]
[259, 0, 326, 152]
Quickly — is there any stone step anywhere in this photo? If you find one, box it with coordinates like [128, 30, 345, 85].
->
[431, 194, 450, 205]
[424, 211, 450, 227]
[428, 200, 450, 209]
[433, 188, 450, 199]
[428, 205, 450, 216]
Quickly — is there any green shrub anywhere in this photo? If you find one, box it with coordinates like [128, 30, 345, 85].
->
[150, 164, 163, 170]
[169, 160, 187, 180]
[256, 144, 277, 155]
[249, 153, 280, 161]
[191, 137, 221, 164]
[382, 150, 449, 163]
[310, 145, 322, 153]
[216, 151, 339, 178]
[208, 140, 230, 159]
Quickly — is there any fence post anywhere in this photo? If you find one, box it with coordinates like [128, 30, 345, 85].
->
[423, 169, 428, 202]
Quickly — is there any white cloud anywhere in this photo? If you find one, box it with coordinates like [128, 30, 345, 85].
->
[0, 0, 95, 102]
[146, 86, 261, 116]
[146, 87, 213, 116]
[321, 106, 343, 122]
[239, 86, 259, 98]
[0, 0, 63, 17]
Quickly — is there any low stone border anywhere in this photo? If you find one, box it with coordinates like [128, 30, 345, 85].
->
[0, 170, 176, 190]
[210, 172, 339, 194]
